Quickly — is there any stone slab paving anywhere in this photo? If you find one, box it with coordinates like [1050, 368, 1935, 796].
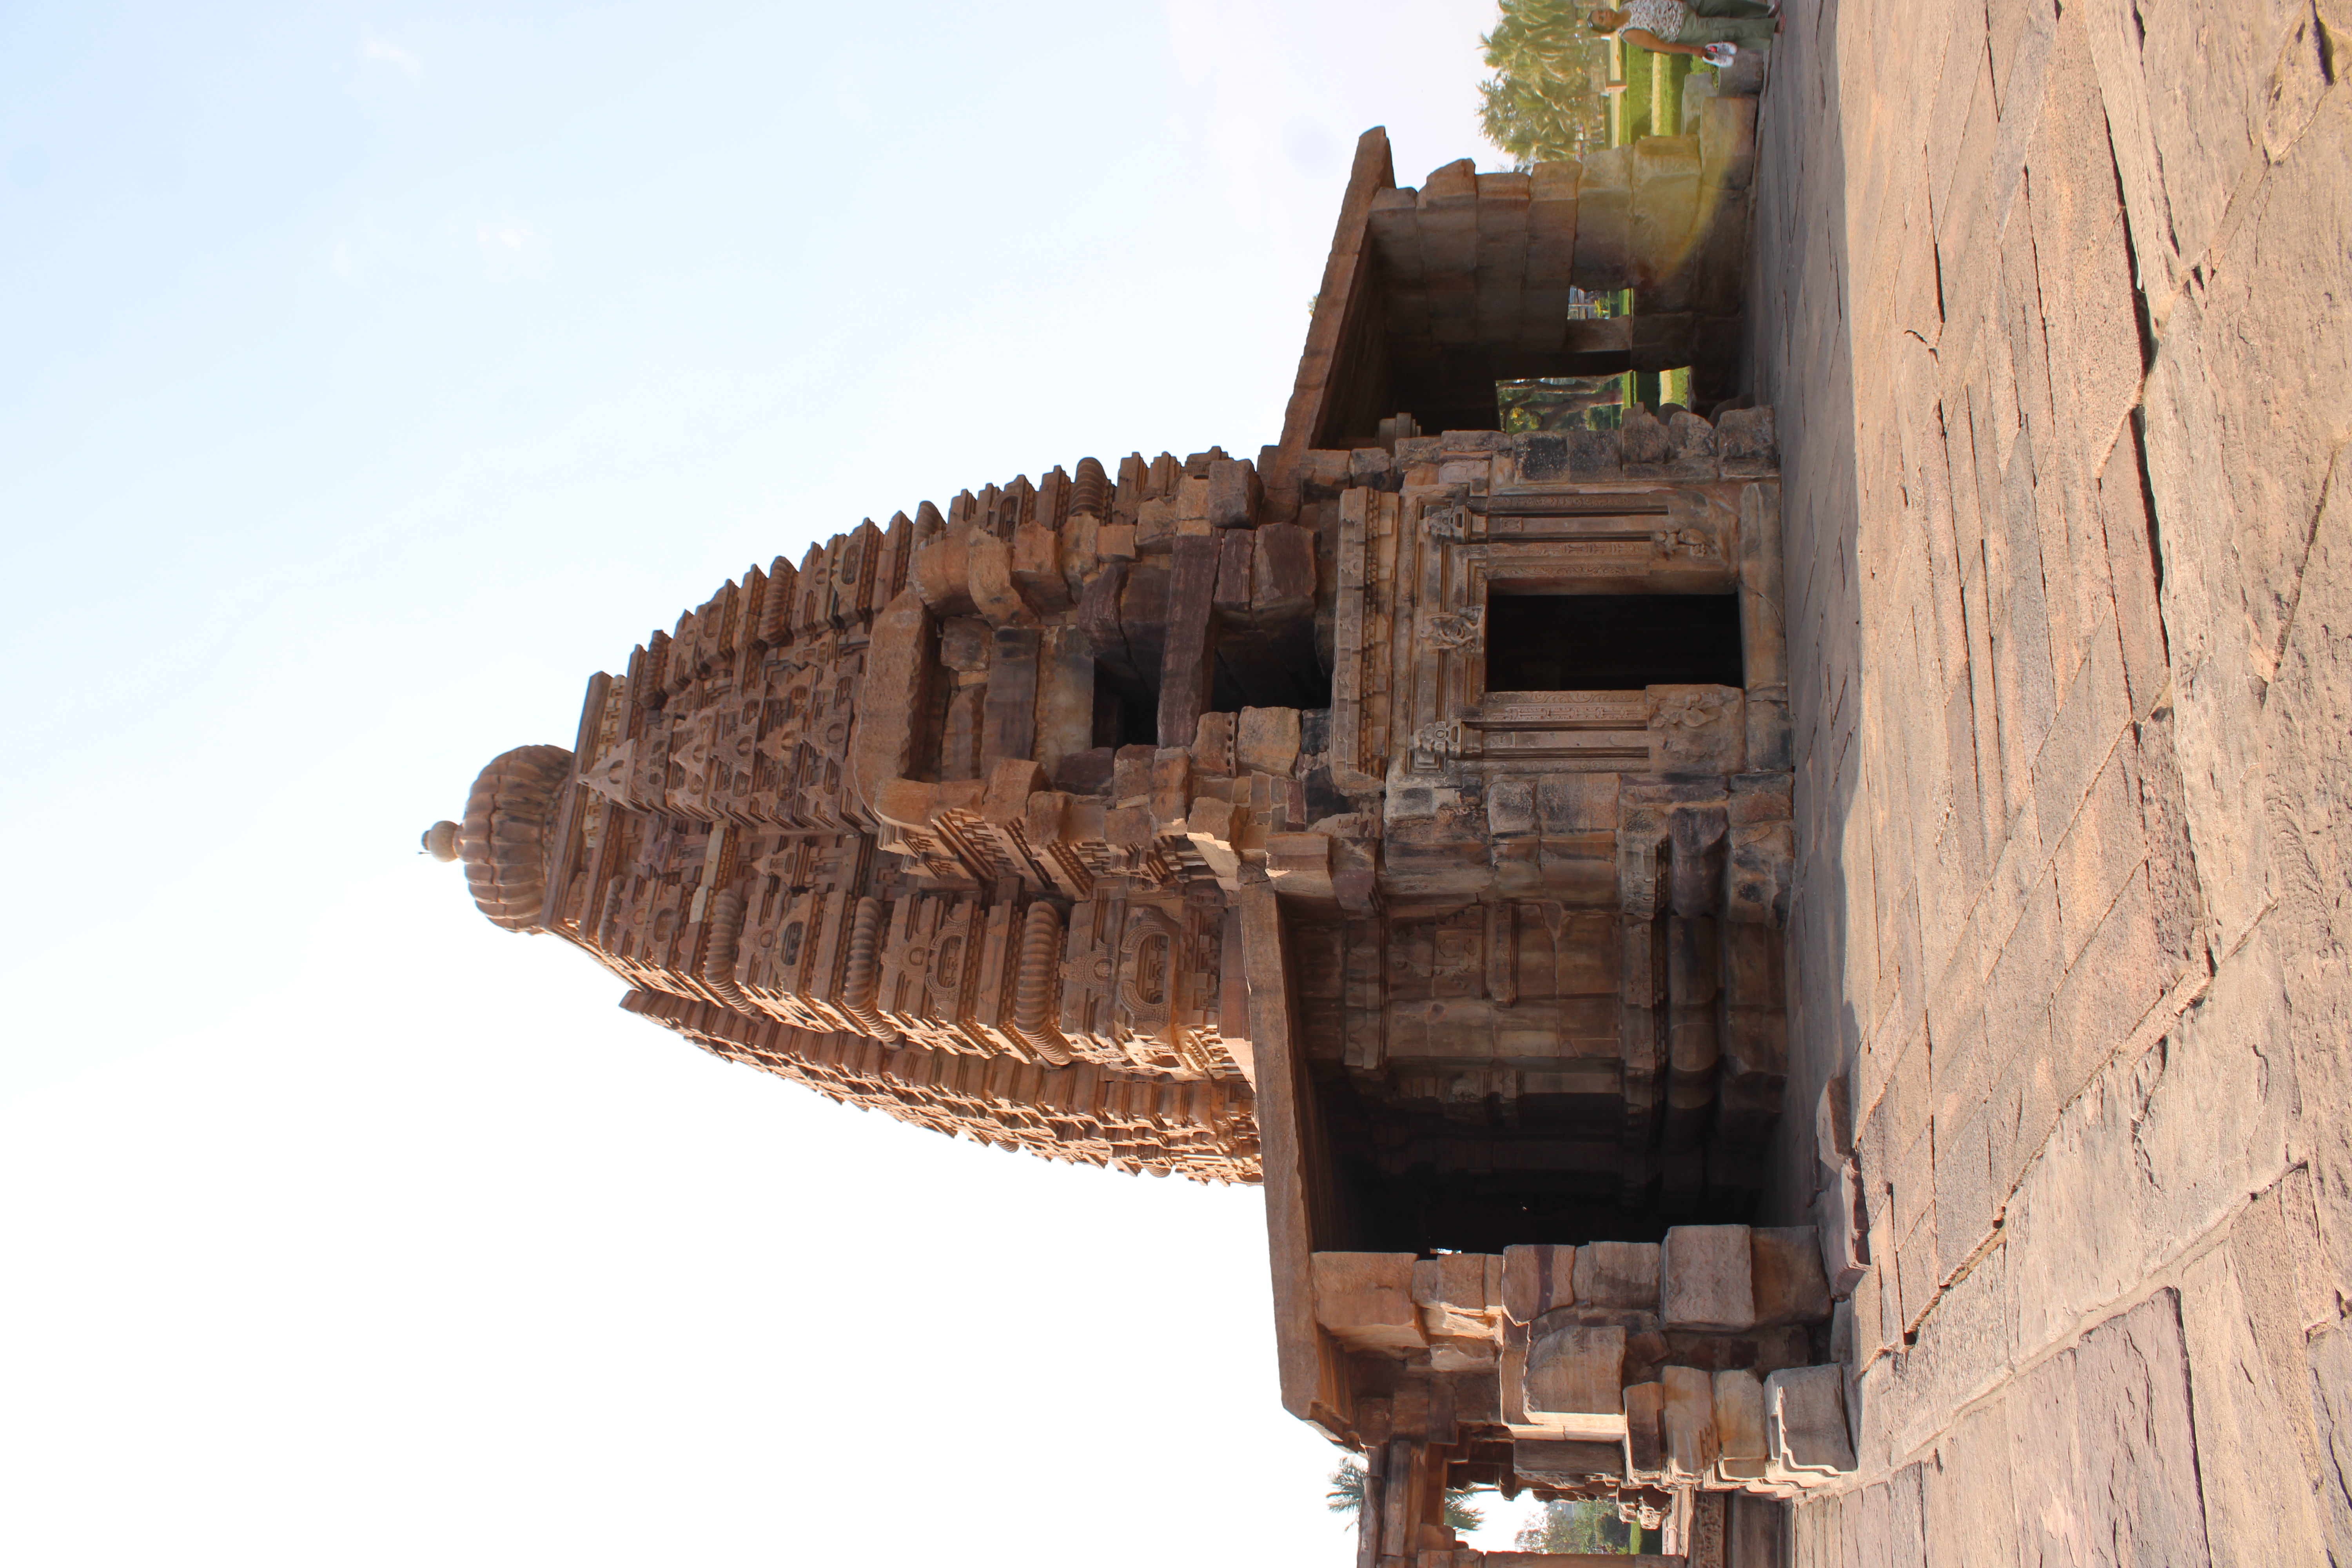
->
[1744, 0, 2352, 1559]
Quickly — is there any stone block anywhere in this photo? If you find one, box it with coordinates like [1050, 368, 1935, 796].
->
[1815, 1073, 1853, 1180]
[1630, 136, 1702, 284]
[1581, 144, 1632, 194]
[1250, 522, 1316, 614]
[1716, 407, 1777, 474]
[1620, 405, 1674, 465]
[1174, 474, 1209, 526]
[1571, 188, 1635, 291]
[1430, 1337, 1498, 1373]
[1311, 1251, 1425, 1352]
[1412, 1252, 1500, 1338]
[1236, 706, 1301, 777]
[1135, 494, 1178, 550]
[1299, 448, 1351, 497]
[1574, 1241, 1661, 1309]
[1622, 1379, 1666, 1478]
[1816, 1158, 1871, 1298]
[1524, 1321, 1627, 1427]
[1475, 169, 1531, 207]
[1712, 1368, 1769, 1479]
[1206, 457, 1261, 528]
[1191, 710, 1235, 776]
[1697, 94, 1758, 192]
[1010, 521, 1071, 613]
[1528, 157, 1580, 203]
[1419, 157, 1477, 206]
[1661, 1225, 1756, 1330]
[1715, 44, 1765, 95]
[1488, 777, 1536, 837]
[1501, 1243, 1579, 1323]
[1661, 1364, 1720, 1479]
[1263, 831, 1331, 900]
[1726, 816, 1793, 922]
[1667, 409, 1716, 468]
[1512, 1437, 1623, 1486]
[1183, 798, 1241, 884]
[1650, 684, 1746, 773]
[1750, 1227, 1832, 1325]
[1764, 1365, 1855, 1474]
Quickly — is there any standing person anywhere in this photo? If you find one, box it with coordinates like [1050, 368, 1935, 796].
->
[1587, 1, 1778, 58]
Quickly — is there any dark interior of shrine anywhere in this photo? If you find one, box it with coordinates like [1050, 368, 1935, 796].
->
[1308, 278, 1657, 446]
[1281, 1045, 1770, 1261]
[1483, 592, 1745, 692]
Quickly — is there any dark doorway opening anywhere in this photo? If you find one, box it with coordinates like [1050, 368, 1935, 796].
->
[1485, 592, 1743, 691]
[1091, 672, 1160, 749]
[1306, 1073, 1764, 1253]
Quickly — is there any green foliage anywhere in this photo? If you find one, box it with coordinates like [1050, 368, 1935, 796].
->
[1477, 0, 1606, 167]
[1326, 1458, 1486, 1534]
[1514, 1497, 1634, 1553]
[1326, 1458, 1366, 1516]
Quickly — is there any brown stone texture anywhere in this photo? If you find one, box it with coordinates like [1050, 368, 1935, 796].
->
[408, 47, 2352, 1548]
[1751, 0, 2352, 1555]
[1663, 1225, 1759, 1331]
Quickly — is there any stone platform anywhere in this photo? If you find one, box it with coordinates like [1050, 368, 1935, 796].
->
[1748, 0, 2352, 1560]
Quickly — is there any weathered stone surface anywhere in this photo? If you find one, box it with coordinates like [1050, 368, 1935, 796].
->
[1750, 1226, 1831, 1326]
[1662, 1226, 1756, 1331]
[1622, 1379, 1666, 1478]
[1312, 1252, 1426, 1352]
[1660, 1364, 1720, 1480]
[1502, 1244, 1579, 1325]
[1712, 1368, 1768, 1480]
[1512, 1438, 1624, 1485]
[1575, 1241, 1661, 1310]
[1523, 1321, 1626, 1426]
[2073, 1289, 2212, 1568]
[1765, 1366, 1854, 1476]
[1732, 0, 2352, 1551]
[1235, 705, 1300, 778]
[2183, 1247, 2326, 1566]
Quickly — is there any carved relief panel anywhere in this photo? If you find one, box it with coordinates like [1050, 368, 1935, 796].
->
[1330, 479, 1775, 786]
[1058, 895, 1225, 1076]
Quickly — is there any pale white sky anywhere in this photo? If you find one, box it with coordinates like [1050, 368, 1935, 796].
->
[0, 2, 1541, 1563]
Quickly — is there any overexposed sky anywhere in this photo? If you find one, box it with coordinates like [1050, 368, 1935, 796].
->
[0, 2, 1535, 1564]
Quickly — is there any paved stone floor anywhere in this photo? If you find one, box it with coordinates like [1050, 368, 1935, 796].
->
[1744, 0, 2352, 1559]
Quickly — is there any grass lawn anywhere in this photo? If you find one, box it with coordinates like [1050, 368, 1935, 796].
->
[1614, 47, 1693, 142]
[1601, 45, 1706, 416]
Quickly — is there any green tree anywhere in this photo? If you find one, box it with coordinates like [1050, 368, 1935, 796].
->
[1477, 0, 1607, 167]
[1514, 1497, 1634, 1553]
[1327, 1458, 1487, 1534]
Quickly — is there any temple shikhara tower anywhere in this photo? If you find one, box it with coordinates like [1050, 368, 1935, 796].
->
[435, 118, 1840, 1564]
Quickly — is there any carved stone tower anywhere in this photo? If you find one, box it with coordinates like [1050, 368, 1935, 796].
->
[435, 124, 1839, 1564]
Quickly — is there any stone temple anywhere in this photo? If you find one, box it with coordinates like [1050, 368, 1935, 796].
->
[432, 8, 2352, 1555]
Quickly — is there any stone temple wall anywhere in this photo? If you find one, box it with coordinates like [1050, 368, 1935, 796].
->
[1746, 0, 2352, 1561]
[434, 115, 1817, 1568]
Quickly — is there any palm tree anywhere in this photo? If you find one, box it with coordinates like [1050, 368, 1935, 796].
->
[1327, 1457, 1487, 1533]
[1477, 0, 1608, 167]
